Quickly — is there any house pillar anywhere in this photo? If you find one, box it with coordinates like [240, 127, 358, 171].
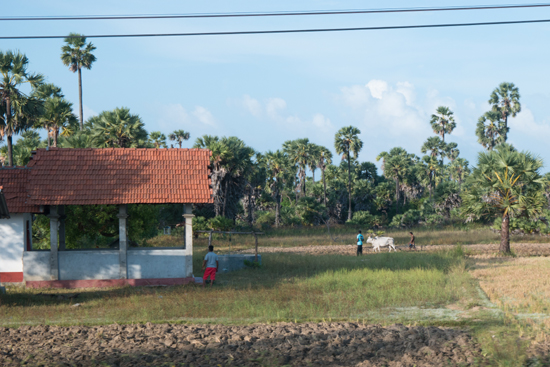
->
[183, 204, 194, 277]
[118, 204, 128, 279]
[58, 205, 66, 251]
[49, 205, 59, 280]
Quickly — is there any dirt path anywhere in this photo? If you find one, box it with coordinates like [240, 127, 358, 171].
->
[240, 243, 550, 256]
[1, 322, 484, 366]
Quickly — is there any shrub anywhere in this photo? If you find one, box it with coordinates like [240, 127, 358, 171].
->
[347, 211, 380, 228]
[390, 209, 421, 228]
[208, 216, 234, 231]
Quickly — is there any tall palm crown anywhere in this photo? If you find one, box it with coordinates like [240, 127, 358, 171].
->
[334, 126, 363, 220]
[488, 82, 521, 142]
[421, 136, 445, 159]
[430, 106, 456, 143]
[283, 138, 312, 197]
[61, 33, 97, 130]
[0, 50, 44, 166]
[376, 147, 415, 214]
[462, 144, 545, 253]
[32, 83, 77, 148]
[168, 129, 190, 148]
[149, 131, 167, 148]
[264, 150, 288, 226]
[476, 111, 507, 150]
[88, 107, 147, 148]
[41, 97, 78, 147]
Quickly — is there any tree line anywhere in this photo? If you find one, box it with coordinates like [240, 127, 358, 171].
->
[0, 38, 547, 254]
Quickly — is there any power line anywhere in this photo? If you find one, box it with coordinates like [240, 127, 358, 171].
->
[2, 3, 550, 21]
[1, 18, 550, 40]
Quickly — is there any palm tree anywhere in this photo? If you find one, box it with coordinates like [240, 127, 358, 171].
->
[444, 142, 460, 162]
[335, 126, 363, 221]
[32, 83, 64, 147]
[0, 51, 44, 166]
[462, 144, 545, 253]
[488, 82, 521, 142]
[376, 147, 413, 214]
[430, 106, 456, 143]
[421, 136, 446, 160]
[283, 138, 311, 198]
[448, 157, 470, 190]
[308, 143, 321, 183]
[169, 129, 190, 148]
[264, 150, 288, 227]
[476, 111, 506, 150]
[194, 135, 231, 216]
[89, 107, 148, 148]
[149, 131, 167, 148]
[317, 146, 333, 206]
[61, 33, 97, 130]
[41, 97, 78, 147]
[421, 155, 439, 201]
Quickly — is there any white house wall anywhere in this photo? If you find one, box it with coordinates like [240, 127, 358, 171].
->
[0, 213, 31, 283]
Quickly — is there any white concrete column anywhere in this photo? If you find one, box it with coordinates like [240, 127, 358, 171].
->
[58, 205, 66, 251]
[183, 204, 195, 277]
[49, 206, 59, 280]
[118, 204, 128, 279]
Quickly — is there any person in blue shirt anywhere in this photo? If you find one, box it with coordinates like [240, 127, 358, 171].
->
[357, 230, 365, 256]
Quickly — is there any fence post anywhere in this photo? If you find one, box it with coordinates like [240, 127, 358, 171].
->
[208, 229, 213, 248]
[254, 232, 258, 263]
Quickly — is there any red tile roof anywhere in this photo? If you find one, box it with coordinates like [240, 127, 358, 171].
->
[24, 148, 213, 205]
[0, 168, 41, 213]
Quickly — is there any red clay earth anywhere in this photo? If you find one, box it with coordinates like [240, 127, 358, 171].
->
[0, 322, 485, 366]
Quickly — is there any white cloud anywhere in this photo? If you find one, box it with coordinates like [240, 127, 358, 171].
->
[312, 113, 333, 131]
[266, 98, 287, 119]
[340, 80, 430, 139]
[366, 80, 389, 99]
[82, 105, 97, 121]
[510, 107, 550, 137]
[241, 94, 262, 117]
[192, 106, 216, 126]
[154, 103, 218, 141]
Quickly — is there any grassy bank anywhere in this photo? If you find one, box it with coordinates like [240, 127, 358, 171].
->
[0, 249, 474, 326]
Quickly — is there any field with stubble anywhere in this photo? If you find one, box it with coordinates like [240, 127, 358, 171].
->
[3, 228, 550, 366]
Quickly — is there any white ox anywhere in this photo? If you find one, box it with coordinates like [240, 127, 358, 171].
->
[366, 236, 396, 252]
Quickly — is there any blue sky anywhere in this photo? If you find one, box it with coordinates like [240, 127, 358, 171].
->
[3, 0, 550, 173]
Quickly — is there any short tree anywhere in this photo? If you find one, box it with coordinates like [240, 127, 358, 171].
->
[462, 144, 546, 253]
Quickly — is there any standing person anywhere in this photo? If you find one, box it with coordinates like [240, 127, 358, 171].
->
[202, 245, 219, 288]
[357, 230, 365, 256]
[408, 232, 416, 250]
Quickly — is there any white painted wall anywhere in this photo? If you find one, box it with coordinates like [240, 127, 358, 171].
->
[0, 213, 32, 274]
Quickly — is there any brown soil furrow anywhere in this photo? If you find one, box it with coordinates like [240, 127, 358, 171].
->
[0, 322, 483, 366]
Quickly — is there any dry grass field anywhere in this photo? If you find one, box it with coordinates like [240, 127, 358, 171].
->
[4, 228, 550, 365]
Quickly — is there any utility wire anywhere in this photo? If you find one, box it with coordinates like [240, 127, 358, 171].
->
[1, 18, 550, 40]
[2, 3, 550, 21]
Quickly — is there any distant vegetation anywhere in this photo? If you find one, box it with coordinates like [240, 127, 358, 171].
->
[1, 43, 549, 253]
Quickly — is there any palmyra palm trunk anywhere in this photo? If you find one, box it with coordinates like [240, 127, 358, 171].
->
[6, 99, 13, 166]
[7, 135, 13, 166]
[248, 186, 253, 224]
[78, 68, 84, 131]
[500, 212, 511, 253]
[347, 155, 352, 221]
[275, 192, 281, 228]
[222, 180, 229, 217]
[395, 177, 400, 214]
[322, 169, 327, 206]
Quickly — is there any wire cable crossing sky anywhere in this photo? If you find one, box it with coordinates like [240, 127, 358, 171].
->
[2, 3, 550, 21]
[2, 18, 550, 39]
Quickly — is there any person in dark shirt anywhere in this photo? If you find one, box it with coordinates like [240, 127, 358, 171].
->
[408, 232, 416, 250]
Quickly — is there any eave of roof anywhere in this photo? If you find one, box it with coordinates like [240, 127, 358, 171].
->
[0, 186, 10, 219]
